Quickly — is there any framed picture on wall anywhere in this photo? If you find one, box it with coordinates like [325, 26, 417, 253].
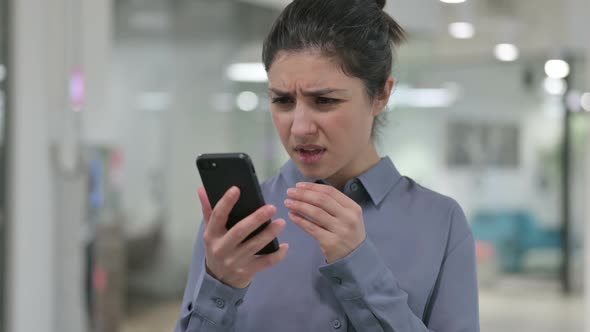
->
[446, 121, 520, 168]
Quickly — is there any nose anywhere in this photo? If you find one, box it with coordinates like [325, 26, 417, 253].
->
[291, 103, 317, 137]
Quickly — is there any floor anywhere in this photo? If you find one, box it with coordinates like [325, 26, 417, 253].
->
[122, 276, 584, 332]
[479, 276, 584, 332]
[122, 300, 180, 332]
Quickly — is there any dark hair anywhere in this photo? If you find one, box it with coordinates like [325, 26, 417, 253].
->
[262, 0, 406, 139]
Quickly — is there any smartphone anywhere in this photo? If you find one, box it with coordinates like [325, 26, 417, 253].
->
[196, 153, 279, 255]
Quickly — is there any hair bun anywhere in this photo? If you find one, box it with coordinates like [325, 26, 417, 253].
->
[375, 0, 386, 10]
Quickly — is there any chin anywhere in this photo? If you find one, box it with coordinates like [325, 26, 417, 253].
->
[299, 168, 326, 180]
[293, 160, 332, 180]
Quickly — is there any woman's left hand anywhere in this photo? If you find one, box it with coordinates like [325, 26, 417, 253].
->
[285, 182, 366, 264]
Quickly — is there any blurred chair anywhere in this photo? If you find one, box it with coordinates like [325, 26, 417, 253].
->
[471, 210, 561, 273]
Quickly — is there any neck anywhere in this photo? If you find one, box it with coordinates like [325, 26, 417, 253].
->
[327, 143, 381, 190]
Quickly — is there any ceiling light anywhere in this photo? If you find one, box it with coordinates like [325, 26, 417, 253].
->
[581, 93, 590, 111]
[544, 59, 570, 79]
[440, 0, 466, 3]
[227, 63, 267, 83]
[236, 91, 259, 111]
[449, 22, 475, 39]
[494, 44, 519, 62]
[388, 85, 457, 108]
[543, 77, 567, 96]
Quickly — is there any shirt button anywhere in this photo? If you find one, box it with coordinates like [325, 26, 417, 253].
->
[214, 298, 225, 309]
[332, 319, 342, 329]
[331, 277, 342, 285]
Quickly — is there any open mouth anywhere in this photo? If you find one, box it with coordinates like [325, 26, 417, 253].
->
[294, 145, 326, 164]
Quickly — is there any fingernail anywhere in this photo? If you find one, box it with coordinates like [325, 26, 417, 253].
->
[296, 182, 306, 188]
[284, 199, 292, 207]
[287, 188, 297, 195]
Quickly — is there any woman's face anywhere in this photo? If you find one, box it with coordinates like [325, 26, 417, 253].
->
[268, 50, 392, 187]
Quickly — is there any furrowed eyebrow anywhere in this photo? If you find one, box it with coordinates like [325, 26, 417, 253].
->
[268, 88, 293, 96]
[268, 88, 346, 97]
[301, 89, 346, 97]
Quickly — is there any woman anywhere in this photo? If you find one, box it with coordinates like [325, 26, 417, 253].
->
[176, 0, 479, 331]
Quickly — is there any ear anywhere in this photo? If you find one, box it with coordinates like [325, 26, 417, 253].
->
[372, 76, 395, 116]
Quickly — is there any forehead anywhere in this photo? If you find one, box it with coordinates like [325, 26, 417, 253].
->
[267, 50, 354, 90]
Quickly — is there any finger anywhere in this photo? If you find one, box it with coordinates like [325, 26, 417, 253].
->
[286, 187, 342, 217]
[249, 243, 289, 274]
[236, 219, 286, 258]
[284, 199, 336, 232]
[295, 182, 353, 207]
[197, 187, 213, 225]
[224, 204, 277, 245]
[288, 211, 333, 241]
[208, 186, 240, 236]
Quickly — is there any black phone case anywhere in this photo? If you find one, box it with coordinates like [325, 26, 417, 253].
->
[196, 153, 279, 255]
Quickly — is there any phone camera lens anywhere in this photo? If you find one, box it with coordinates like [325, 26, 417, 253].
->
[211, 162, 217, 168]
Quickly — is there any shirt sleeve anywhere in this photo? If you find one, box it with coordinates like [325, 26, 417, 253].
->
[318, 204, 480, 332]
[174, 222, 248, 332]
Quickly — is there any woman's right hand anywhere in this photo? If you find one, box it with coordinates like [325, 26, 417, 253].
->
[197, 186, 289, 289]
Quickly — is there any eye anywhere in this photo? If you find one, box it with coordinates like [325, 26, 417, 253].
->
[316, 97, 340, 105]
[271, 96, 294, 104]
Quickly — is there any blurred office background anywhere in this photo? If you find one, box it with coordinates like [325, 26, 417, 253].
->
[1, 0, 590, 331]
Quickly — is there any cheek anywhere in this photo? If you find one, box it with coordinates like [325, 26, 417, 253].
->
[271, 112, 292, 140]
[324, 108, 371, 140]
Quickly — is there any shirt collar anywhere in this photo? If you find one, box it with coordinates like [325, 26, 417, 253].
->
[279, 156, 402, 206]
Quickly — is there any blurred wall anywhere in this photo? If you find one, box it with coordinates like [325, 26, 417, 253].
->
[381, 61, 563, 225]
[8, 0, 112, 331]
[585, 46, 590, 332]
[8, 1, 57, 331]
[111, 0, 279, 295]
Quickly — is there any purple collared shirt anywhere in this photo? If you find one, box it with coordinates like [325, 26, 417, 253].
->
[175, 157, 480, 331]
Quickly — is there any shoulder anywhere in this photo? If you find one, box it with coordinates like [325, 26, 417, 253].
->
[391, 176, 471, 243]
[394, 176, 461, 215]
